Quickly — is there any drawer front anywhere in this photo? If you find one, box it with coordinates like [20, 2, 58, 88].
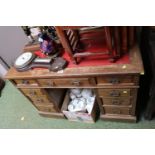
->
[36, 105, 57, 113]
[38, 79, 55, 87]
[98, 89, 131, 97]
[38, 78, 96, 87]
[97, 75, 138, 86]
[34, 102, 55, 107]
[101, 97, 131, 106]
[14, 79, 38, 86]
[29, 95, 51, 104]
[20, 88, 46, 97]
[103, 106, 131, 115]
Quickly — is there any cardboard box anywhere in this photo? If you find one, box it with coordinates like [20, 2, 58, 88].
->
[61, 91, 98, 123]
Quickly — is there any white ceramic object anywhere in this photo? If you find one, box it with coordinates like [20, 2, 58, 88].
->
[70, 98, 79, 106]
[79, 97, 86, 103]
[68, 89, 95, 113]
[77, 99, 86, 109]
[69, 92, 76, 100]
[86, 96, 95, 114]
[86, 96, 95, 105]
[76, 93, 82, 98]
[70, 88, 82, 96]
[86, 104, 93, 114]
[81, 89, 93, 98]
[68, 104, 75, 112]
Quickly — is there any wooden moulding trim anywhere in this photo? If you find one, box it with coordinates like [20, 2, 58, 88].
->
[16, 85, 139, 89]
[73, 51, 109, 57]
[38, 111, 65, 119]
[100, 114, 136, 122]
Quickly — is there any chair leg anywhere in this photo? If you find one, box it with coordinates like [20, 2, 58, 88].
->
[128, 26, 135, 48]
[121, 26, 128, 54]
[113, 26, 121, 59]
[55, 26, 77, 63]
[104, 27, 113, 54]
[104, 27, 117, 62]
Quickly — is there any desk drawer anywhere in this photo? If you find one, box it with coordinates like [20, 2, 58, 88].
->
[38, 78, 96, 87]
[97, 75, 138, 86]
[30, 95, 51, 104]
[98, 89, 131, 97]
[101, 97, 131, 106]
[14, 79, 38, 86]
[20, 88, 46, 97]
[103, 106, 131, 115]
[36, 105, 57, 113]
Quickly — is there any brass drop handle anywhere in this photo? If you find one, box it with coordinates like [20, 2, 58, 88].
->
[22, 80, 29, 84]
[112, 100, 121, 105]
[71, 81, 81, 86]
[29, 90, 37, 96]
[47, 81, 54, 86]
[36, 98, 43, 102]
[109, 78, 120, 84]
[110, 90, 120, 97]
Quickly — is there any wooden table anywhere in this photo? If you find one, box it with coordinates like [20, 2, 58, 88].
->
[5, 45, 144, 122]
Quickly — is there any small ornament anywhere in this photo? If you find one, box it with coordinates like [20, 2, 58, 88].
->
[38, 32, 56, 55]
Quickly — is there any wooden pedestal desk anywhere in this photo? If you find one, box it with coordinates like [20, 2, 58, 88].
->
[5, 45, 144, 122]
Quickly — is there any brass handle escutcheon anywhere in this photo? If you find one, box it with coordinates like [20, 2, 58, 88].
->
[47, 81, 54, 86]
[72, 81, 81, 86]
[29, 90, 37, 96]
[112, 100, 121, 105]
[36, 98, 44, 103]
[109, 78, 120, 84]
[110, 90, 120, 97]
[22, 80, 29, 84]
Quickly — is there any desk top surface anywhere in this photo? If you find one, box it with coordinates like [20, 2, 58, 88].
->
[5, 45, 144, 79]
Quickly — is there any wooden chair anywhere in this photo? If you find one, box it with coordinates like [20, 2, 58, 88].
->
[120, 26, 135, 54]
[55, 26, 135, 64]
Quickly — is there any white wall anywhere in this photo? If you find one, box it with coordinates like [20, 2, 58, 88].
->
[0, 26, 28, 66]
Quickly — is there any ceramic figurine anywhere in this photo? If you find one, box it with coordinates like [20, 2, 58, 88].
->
[38, 32, 56, 55]
[22, 26, 35, 44]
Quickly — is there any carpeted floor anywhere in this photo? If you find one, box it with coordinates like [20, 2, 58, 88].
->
[0, 80, 155, 129]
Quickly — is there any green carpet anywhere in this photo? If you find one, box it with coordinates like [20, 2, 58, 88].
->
[0, 80, 155, 129]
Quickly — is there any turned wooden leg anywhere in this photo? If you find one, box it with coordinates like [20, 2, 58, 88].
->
[128, 26, 135, 48]
[104, 26, 118, 62]
[55, 26, 77, 63]
[121, 26, 128, 54]
[73, 58, 78, 64]
[113, 26, 121, 60]
[104, 26, 113, 55]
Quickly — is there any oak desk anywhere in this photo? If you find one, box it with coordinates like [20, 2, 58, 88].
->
[5, 45, 144, 122]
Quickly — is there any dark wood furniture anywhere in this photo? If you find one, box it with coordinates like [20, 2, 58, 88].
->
[55, 26, 114, 64]
[5, 45, 143, 122]
[0, 78, 5, 96]
[55, 26, 135, 64]
[140, 27, 155, 120]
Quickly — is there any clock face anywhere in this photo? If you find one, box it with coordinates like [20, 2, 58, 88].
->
[14, 52, 34, 68]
